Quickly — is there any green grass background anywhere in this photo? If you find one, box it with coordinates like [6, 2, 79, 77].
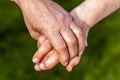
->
[0, 0, 120, 80]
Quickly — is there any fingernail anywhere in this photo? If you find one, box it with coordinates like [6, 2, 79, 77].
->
[34, 65, 41, 71]
[85, 40, 88, 47]
[33, 58, 38, 63]
[69, 65, 74, 72]
[69, 67, 72, 72]
[39, 64, 45, 70]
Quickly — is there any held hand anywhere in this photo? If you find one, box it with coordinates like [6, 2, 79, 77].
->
[34, 35, 59, 71]
[15, 0, 82, 66]
[34, 35, 81, 72]
[32, 0, 89, 72]
[13, 0, 120, 72]
[33, 20, 87, 72]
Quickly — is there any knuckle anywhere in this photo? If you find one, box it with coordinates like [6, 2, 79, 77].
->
[56, 44, 66, 51]
[60, 55, 68, 61]
[48, 27, 59, 33]
[60, 54, 69, 62]
[60, 59, 68, 66]
[71, 53, 77, 59]
[70, 53, 78, 60]
[74, 57, 80, 65]
[76, 28, 82, 35]
[68, 39, 77, 48]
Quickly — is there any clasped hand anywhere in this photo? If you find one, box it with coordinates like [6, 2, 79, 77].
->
[14, 0, 90, 72]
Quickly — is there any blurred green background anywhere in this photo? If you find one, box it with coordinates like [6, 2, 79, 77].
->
[0, 0, 120, 80]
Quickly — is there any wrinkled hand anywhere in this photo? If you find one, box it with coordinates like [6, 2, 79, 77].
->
[32, 1, 90, 72]
[34, 35, 82, 72]
[13, 0, 89, 71]
[15, 0, 86, 66]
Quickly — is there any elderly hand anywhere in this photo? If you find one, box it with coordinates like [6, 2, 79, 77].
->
[34, 0, 120, 71]
[32, 1, 90, 72]
[34, 34, 82, 72]
[13, 0, 120, 72]
[12, 0, 85, 66]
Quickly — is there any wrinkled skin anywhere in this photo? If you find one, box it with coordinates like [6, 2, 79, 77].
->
[12, 0, 120, 72]
[15, 0, 86, 66]
[12, 0, 90, 71]
[34, 35, 82, 72]
[32, 1, 89, 72]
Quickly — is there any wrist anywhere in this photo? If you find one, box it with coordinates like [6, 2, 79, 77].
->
[72, 0, 120, 28]
[70, 0, 100, 28]
[70, 11, 90, 40]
